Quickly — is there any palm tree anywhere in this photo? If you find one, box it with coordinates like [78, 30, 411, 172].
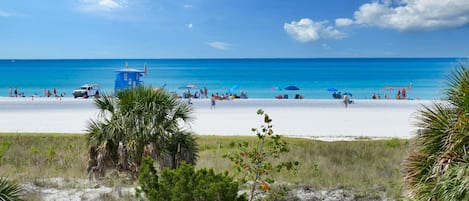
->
[0, 177, 23, 201]
[86, 86, 198, 177]
[159, 129, 199, 169]
[404, 66, 469, 200]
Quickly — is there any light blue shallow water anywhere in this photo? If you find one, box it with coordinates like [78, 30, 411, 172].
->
[0, 58, 466, 99]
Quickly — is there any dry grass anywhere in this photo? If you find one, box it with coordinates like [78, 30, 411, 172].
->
[0, 133, 411, 199]
[0, 133, 88, 183]
[196, 136, 411, 199]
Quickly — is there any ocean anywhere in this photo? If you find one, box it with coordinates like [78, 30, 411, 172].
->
[0, 58, 466, 99]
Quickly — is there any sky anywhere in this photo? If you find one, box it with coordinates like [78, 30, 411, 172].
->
[1, 0, 469, 59]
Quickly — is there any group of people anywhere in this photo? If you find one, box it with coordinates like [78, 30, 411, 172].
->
[275, 94, 304, 99]
[8, 87, 64, 100]
[172, 86, 248, 109]
[208, 92, 248, 109]
[182, 86, 209, 99]
[396, 88, 407, 100]
[9, 87, 20, 97]
[373, 88, 407, 100]
[44, 87, 64, 98]
[332, 91, 344, 99]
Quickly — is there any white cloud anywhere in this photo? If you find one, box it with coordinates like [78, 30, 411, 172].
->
[79, 0, 127, 12]
[350, 0, 469, 31]
[208, 42, 231, 50]
[335, 18, 353, 27]
[99, 0, 120, 9]
[0, 10, 11, 17]
[284, 18, 346, 43]
[184, 4, 193, 9]
[187, 23, 193, 29]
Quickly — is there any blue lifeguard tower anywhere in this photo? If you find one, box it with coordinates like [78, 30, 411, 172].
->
[114, 63, 146, 93]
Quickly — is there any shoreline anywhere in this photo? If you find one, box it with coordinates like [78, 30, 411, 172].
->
[0, 97, 437, 141]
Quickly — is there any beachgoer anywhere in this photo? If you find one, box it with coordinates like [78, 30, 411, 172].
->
[397, 89, 401, 100]
[43, 88, 46, 97]
[204, 87, 208, 99]
[53, 88, 57, 97]
[9, 87, 12, 97]
[402, 88, 407, 99]
[344, 94, 349, 108]
[211, 94, 216, 109]
[14, 87, 18, 97]
[372, 93, 376, 99]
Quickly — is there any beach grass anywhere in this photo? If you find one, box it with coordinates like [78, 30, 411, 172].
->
[0, 133, 88, 183]
[0, 133, 411, 199]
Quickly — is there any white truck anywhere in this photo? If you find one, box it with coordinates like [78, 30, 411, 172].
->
[73, 84, 100, 98]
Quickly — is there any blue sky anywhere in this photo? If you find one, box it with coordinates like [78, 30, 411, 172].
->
[1, 0, 469, 59]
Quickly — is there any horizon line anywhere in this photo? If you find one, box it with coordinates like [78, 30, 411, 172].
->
[1, 57, 468, 60]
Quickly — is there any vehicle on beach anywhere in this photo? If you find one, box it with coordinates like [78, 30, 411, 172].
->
[73, 84, 100, 98]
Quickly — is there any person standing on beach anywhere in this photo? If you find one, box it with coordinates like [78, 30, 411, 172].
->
[211, 94, 216, 109]
[343, 93, 349, 108]
[14, 87, 18, 97]
[204, 87, 208, 99]
[53, 88, 57, 97]
[9, 87, 12, 97]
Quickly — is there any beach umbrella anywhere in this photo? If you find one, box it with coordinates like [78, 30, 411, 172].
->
[228, 84, 239, 93]
[284, 85, 300, 90]
[327, 87, 338, 92]
[344, 92, 353, 96]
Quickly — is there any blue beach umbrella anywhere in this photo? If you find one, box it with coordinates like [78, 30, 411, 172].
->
[284, 85, 300, 90]
[228, 84, 239, 93]
[327, 87, 338, 92]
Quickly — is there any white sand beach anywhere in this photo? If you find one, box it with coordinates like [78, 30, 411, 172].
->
[0, 97, 436, 140]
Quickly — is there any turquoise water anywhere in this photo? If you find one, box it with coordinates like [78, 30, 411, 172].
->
[0, 58, 466, 99]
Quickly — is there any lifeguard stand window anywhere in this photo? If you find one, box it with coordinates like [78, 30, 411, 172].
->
[124, 73, 128, 80]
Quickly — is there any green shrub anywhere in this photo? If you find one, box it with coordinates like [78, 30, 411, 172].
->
[137, 157, 246, 201]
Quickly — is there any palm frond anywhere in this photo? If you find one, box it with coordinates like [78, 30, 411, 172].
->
[404, 65, 469, 200]
[85, 86, 198, 175]
[0, 177, 23, 201]
[433, 163, 469, 200]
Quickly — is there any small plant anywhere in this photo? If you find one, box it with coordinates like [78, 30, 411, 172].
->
[0, 141, 11, 164]
[224, 109, 300, 201]
[46, 147, 56, 162]
[137, 157, 245, 201]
